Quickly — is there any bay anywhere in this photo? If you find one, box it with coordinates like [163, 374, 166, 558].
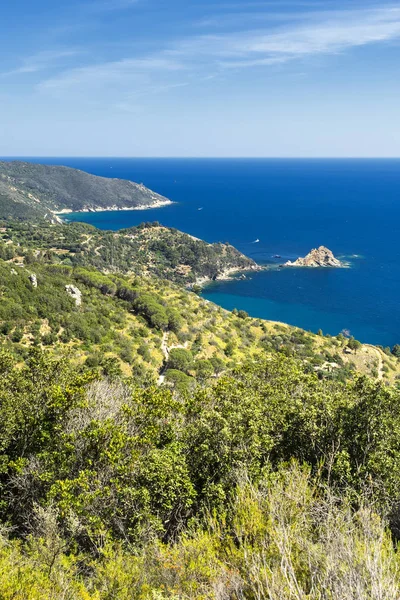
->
[18, 157, 400, 346]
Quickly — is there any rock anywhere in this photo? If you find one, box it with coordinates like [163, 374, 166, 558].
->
[284, 246, 343, 268]
[29, 273, 38, 287]
[65, 284, 82, 307]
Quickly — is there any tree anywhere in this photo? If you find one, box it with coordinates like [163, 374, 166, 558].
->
[347, 337, 362, 353]
[100, 356, 122, 379]
[133, 294, 169, 330]
[194, 359, 214, 381]
[237, 310, 249, 320]
[392, 344, 400, 358]
[164, 369, 193, 393]
[225, 341, 235, 357]
[166, 308, 183, 333]
[167, 348, 193, 373]
[210, 355, 225, 375]
[191, 285, 202, 295]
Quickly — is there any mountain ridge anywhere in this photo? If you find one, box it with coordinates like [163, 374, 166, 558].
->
[0, 160, 172, 221]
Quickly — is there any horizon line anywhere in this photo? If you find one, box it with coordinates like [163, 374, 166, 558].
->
[2, 156, 400, 160]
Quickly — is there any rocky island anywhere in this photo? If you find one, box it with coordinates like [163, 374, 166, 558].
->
[284, 246, 344, 268]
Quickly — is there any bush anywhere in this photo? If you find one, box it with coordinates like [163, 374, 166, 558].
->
[194, 359, 214, 381]
[138, 343, 151, 362]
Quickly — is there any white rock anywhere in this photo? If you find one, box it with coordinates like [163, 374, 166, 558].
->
[65, 284, 82, 307]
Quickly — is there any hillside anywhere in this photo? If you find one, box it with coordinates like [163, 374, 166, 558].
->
[0, 160, 171, 220]
[2, 220, 258, 285]
[2, 221, 400, 597]
[1, 253, 398, 386]
[1, 316, 400, 597]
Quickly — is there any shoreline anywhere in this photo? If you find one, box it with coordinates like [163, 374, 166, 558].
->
[190, 265, 263, 289]
[54, 199, 175, 216]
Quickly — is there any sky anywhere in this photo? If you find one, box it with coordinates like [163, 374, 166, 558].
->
[1, 0, 400, 157]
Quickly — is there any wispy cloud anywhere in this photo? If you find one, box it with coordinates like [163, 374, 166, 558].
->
[175, 6, 400, 68]
[1, 50, 81, 77]
[31, 4, 400, 106]
[37, 56, 184, 92]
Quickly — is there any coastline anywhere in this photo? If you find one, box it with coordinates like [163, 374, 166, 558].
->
[283, 261, 350, 269]
[54, 199, 174, 216]
[191, 265, 262, 289]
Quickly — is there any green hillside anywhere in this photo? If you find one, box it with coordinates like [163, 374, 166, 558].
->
[1, 250, 399, 387]
[0, 160, 171, 219]
[1, 215, 400, 597]
[2, 220, 258, 285]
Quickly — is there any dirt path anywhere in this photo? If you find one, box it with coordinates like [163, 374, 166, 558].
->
[161, 331, 169, 362]
[81, 235, 93, 246]
[158, 332, 188, 385]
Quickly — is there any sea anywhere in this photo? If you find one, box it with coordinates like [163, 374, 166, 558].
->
[13, 157, 400, 347]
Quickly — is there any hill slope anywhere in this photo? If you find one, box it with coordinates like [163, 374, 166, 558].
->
[0, 252, 398, 385]
[2, 220, 259, 285]
[0, 161, 171, 220]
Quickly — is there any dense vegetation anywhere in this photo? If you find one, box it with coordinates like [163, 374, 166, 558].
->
[0, 249, 397, 386]
[0, 160, 170, 218]
[1, 220, 257, 285]
[1, 350, 400, 598]
[2, 211, 400, 597]
[0, 191, 45, 221]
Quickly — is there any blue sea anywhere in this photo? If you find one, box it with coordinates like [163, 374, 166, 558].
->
[14, 157, 400, 346]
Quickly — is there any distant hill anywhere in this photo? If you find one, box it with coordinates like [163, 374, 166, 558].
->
[2, 220, 258, 285]
[0, 161, 171, 221]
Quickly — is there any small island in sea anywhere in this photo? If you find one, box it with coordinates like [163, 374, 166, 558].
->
[284, 246, 344, 268]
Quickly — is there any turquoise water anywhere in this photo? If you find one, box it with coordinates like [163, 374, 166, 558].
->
[14, 157, 400, 346]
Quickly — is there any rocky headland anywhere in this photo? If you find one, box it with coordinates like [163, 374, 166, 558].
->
[192, 263, 262, 288]
[284, 246, 344, 268]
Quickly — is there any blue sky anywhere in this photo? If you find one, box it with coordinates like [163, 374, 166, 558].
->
[1, 0, 400, 156]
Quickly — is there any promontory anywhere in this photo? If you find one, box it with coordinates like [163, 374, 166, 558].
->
[0, 160, 172, 222]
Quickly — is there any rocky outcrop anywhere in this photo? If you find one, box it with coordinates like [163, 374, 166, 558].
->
[29, 273, 38, 287]
[284, 246, 343, 268]
[65, 284, 82, 307]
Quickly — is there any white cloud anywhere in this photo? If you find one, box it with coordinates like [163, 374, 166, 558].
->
[38, 56, 184, 92]
[175, 6, 400, 67]
[1, 50, 81, 77]
[31, 4, 400, 105]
